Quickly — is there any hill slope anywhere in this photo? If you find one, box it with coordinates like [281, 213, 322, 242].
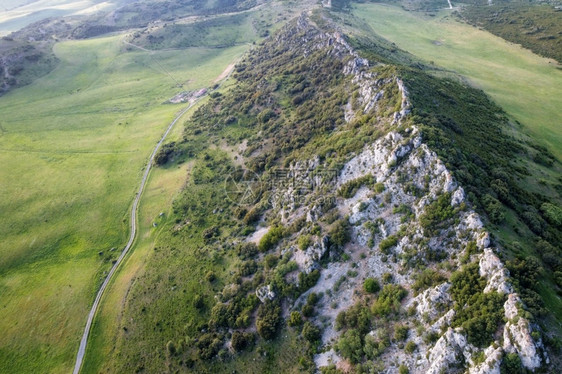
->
[97, 8, 561, 373]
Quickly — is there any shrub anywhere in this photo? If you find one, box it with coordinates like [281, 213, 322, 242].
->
[264, 254, 279, 269]
[329, 219, 350, 248]
[541, 202, 562, 227]
[450, 263, 506, 347]
[302, 321, 322, 342]
[166, 340, 176, 356]
[298, 234, 313, 251]
[336, 329, 363, 364]
[302, 304, 314, 318]
[399, 365, 409, 374]
[307, 292, 320, 305]
[288, 311, 303, 327]
[205, 270, 216, 282]
[196, 333, 223, 360]
[238, 260, 257, 276]
[394, 324, 409, 341]
[236, 242, 258, 259]
[382, 272, 393, 283]
[420, 192, 455, 233]
[371, 284, 408, 316]
[482, 194, 504, 224]
[243, 207, 261, 225]
[335, 302, 372, 334]
[338, 175, 374, 198]
[256, 301, 282, 340]
[412, 269, 446, 293]
[298, 269, 320, 292]
[500, 352, 523, 374]
[258, 226, 285, 252]
[363, 278, 380, 294]
[379, 235, 398, 254]
[231, 331, 254, 352]
[404, 341, 416, 354]
[193, 294, 205, 309]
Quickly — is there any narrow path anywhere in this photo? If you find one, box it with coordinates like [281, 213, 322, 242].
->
[72, 102, 195, 374]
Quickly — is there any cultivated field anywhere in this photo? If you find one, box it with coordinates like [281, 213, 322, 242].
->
[354, 3, 562, 159]
[0, 33, 248, 373]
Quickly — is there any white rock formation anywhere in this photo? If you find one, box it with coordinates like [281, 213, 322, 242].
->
[256, 285, 275, 303]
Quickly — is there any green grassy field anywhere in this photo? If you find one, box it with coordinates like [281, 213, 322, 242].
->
[353, 3, 562, 160]
[0, 33, 248, 373]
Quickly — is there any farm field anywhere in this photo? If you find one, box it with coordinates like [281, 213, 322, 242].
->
[353, 3, 562, 159]
[0, 32, 248, 373]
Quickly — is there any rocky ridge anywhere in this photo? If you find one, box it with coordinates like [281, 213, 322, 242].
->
[261, 15, 547, 373]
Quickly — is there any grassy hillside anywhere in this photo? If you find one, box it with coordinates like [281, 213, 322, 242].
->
[461, 3, 562, 63]
[352, 3, 562, 160]
[0, 34, 249, 373]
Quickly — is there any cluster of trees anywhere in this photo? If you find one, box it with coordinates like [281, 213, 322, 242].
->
[338, 175, 375, 198]
[419, 192, 457, 235]
[371, 284, 408, 317]
[450, 263, 505, 347]
[154, 142, 178, 165]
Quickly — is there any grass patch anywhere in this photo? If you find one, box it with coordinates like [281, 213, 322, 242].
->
[0, 33, 248, 373]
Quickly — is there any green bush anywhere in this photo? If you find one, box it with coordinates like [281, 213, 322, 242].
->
[338, 175, 374, 198]
[288, 311, 303, 327]
[500, 352, 523, 374]
[394, 324, 409, 341]
[166, 340, 176, 356]
[363, 278, 380, 294]
[404, 341, 416, 354]
[371, 284, 408, 316]
[482, 194, 504, 224]
[298, 234, 313, 251]
[412, 269, 446, 293]
[256, 301, 282, 340]
[236, 242, 258, 259]
[379, 235, 398, 254]
[420, 193, 456, 233]
[450, 263, 506, 347]
[193, 294, 205, 310]
[335, 302, 372, 334]
[258, 226, 285, 252]
[231, 331, 255, 352]
[329, 219, 350, 248]
[541, 202, 562, 227]
[336, 329, 363, 364]
[399, 365, 410, 374]
[302, 321, 322, 342]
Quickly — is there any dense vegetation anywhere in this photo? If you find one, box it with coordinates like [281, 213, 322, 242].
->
[460, 3, 562, 63]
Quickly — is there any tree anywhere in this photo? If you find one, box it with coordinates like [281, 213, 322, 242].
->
[500, 352, 523, 374]
[363, 278, 380, 294]
[288, 311, 303, 327]
[371, 284, 407, 316]
[258, 226, 285, 252]
[302, 321, 321, 343]
[231, 331, 254, 352]
[337, 329, 363, 364]
[256, 301, 281, 340]
[329, 219, 350, 248]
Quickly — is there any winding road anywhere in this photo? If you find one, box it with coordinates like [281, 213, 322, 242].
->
[72, 102, 196, 374]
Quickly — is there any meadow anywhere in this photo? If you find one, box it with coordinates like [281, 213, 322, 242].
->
[353, 3, 562, 160]
[0, 33, 248, 373]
